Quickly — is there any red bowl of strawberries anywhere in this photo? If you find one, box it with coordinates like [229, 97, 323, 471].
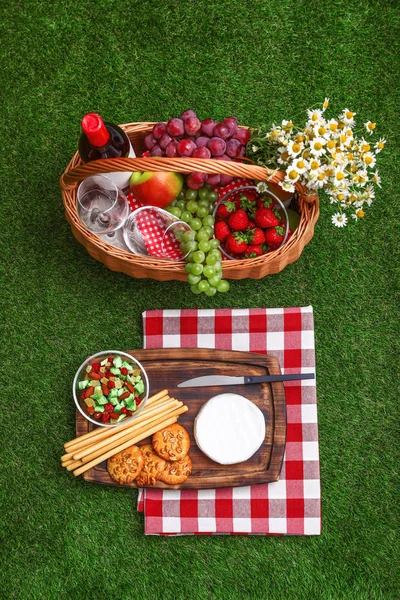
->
[213, 186, 291, 259]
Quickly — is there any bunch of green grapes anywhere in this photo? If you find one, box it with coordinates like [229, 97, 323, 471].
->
[167, 184, 230, 296]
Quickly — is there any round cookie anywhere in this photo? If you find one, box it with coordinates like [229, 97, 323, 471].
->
[135, 444, 167, 487]
[159, 454, 192, 485]
[152, 424, 190, 462]
[107, 445, 144, 485]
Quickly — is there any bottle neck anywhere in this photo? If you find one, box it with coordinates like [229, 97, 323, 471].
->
[81, 113, 110, 148]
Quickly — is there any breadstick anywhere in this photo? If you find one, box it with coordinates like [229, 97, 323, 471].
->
[79, 405, 188, 465]
[65, 459, 84, 471]
[64, 389, 169, 449]
[73, 414, 183, 477]
[72, 400, 182, 461]
[62, 395, 175, 458]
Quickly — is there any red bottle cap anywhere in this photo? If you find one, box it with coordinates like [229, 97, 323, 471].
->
[81, 113, 110, 147]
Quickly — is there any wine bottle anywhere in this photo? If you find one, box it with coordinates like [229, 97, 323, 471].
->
[79, 113, 135, 190]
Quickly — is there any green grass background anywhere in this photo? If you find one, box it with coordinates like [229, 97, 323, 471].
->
[1, 0, 399, 598]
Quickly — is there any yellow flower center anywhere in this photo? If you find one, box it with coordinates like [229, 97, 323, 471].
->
[337, 193, 344, 201]
[288, 170, 298, 180]
[368, 122, 376, 130]
[336, 172, 345, 181]
[297, 160, 305, 169]
[346, 111, 354, 119]
[310, 160, 319, 170]
[292, 143, 301, 153]
[347, 153, 354, 160]
[327, 140, 336, 149]
[303, 151, 310, 159]
[312, 113, 319, 121]
[356, 209, 365, 218]
[314, 142, 323, 151]
[362, 143, 370, 152]
[338, 122, 345, 129]
[377, 141, 385, 149]
[364, 155, 373, 165]
[351, 165, 358, 173]
[329, 123, 338, 131]
[326, 168, 334, 177]
[340, 134, 347, 144]
[318, 126, 326, 135]
[317, 173, 325, 180]
[296, 135, 304, 143]
[323, 100, 329, 109]
[281, 152, 289, 161]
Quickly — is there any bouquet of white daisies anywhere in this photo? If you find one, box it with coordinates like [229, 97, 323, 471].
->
[248, 99, 386, 227]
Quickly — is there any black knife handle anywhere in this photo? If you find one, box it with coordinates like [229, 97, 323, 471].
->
[244, 373, 315, 384]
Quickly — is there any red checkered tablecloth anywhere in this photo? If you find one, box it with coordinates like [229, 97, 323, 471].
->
[137, 307, 321, 536]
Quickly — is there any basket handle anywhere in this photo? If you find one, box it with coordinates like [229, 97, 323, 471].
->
[60, 156, 274, 190]
[59, 155, 318, 204]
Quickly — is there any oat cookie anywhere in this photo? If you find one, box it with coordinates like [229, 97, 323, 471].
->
[159, 454, 192, 485]
[152, 424, 190, 462]
[107, 445, 144, 485]
[135, 444, 167, 487]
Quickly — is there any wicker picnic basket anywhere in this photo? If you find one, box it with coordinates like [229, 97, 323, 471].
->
[60, 122, 320, 281]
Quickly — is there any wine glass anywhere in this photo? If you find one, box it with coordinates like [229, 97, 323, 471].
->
[77, 175, 130, 241]
[123, 206, 192, 260]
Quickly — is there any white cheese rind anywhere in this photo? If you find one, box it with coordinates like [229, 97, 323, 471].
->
[194, 393, 266, 465]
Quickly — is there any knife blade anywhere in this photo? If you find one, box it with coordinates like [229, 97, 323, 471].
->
[177, 373, 315, 388]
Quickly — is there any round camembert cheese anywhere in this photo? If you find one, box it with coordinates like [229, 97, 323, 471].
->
[194, 393, 266, 465]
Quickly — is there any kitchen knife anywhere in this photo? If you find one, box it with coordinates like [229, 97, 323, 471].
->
[177, 373, 315, 388]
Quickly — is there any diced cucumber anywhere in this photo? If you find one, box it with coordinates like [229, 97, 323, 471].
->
[113, 402, 124, 413]
[110, 367, 121, 375]
[113, 356, 123, 369]
[109, 396, 119, 406]
[117, 414, 126, 422]
[78, 380, 89, 390]
[95, 386, 102, 395]
[109, 388, 118, 397]
[94, 405, 105, 413]
[90, 393, 103, 401]
[134, 379, 145, 395]
[117, 387, 127, 397]
[121, 361, 133, 372]
[96, 396, 108, 406]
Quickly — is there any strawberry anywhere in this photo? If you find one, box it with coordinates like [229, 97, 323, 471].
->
[226, 232, 248, 254]
[254, 207, 280, 229]
[247, 227, 265, 245]
[215, 221, 231, 242]
[216, 200, 236, 221]
[245, 245, 263, 258]
[256, 196, 274, 209]
[265, 226, 285, 247]
[228, 209, 249, 231]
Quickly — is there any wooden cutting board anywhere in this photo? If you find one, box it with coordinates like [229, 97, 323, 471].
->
[76, 348, 286, 489]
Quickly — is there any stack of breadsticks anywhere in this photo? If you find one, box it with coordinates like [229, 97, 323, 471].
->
[61, 390, 188, 478]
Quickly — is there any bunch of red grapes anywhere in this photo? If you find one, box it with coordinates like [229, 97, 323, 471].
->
[143, 110, 250, 189]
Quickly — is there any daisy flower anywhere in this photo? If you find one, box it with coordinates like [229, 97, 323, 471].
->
[353, 169, 368, 186]
[285, 166, 301, 184]
[326, 139, 337, 153]
[287, 139, 304, 157]
[375, 138, 386, 153]
[364, 121, 376, 134]
[314, 123, 330, 139]
[277, 148, 290, 165]
[323, 97, 330, 111]
[333, 168, 347, 184]
[351, 208, 366, 221]
[279, 179, 296, 194]
[282, 120, 294, 131]
[256, 182, 269, 193]
[371, 170, 382, 188]
[358, 138, 371, 153]
[361, 152, 376, 168]
[340, 109, 356, 126]
[309, 137, 327, 157]
[326, 119, 340, 135]
[307, 108, 324, 125]
[291, 157, 308, 174]
[332, 212, 348, 227]
[309, 158, 322, 172]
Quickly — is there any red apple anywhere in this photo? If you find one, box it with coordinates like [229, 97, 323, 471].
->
[129, 171, 183, 208]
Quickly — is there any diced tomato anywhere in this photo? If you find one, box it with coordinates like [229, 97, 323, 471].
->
[120, 407, 127, 414]
[93, 412, 102, 419]
[101, 383, 110, 396]
[107, 356, 114, 363]
[110, 412, 120, 420]
[126, 410, 133, 417]
[91, 362, 101, 373]
[120, 367, 128, 375]
[108, 380, 115, 389]
[105, 370, 112, 377]
[81, 392, 87, 400]
[87, 406, 95, 415]
[119, 391, 130, 401]
[135, 397, 142, 405]
[104, 403, 114, 413]
[101, 413, 110, 423]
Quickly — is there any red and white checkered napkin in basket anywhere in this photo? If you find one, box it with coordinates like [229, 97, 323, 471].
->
[137, 307, 321, 536]
[126, 192, 183, 260]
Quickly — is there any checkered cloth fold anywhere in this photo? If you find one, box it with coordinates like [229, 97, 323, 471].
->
[138, 307, 321, 536]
